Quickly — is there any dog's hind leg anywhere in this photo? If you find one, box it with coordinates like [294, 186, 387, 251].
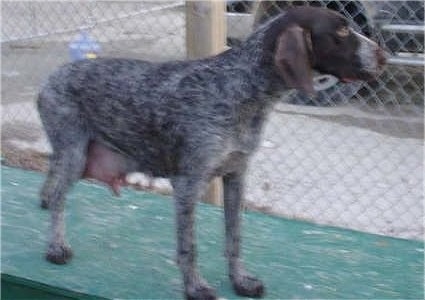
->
[41, 139, 88, 264]
[223, 172, 265, 298]
[38, 92, 89, 264]
[42, 141, 88, 264]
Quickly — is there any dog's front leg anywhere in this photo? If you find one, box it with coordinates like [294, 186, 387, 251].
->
[172, 176, 216, 300]
[223, 172, 265, 298]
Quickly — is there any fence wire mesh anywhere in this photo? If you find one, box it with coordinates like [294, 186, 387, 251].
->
[1, 1, 423, 240]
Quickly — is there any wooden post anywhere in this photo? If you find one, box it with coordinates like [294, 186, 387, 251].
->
[185, 0, 226, 205]
[186, 0, 227, 59]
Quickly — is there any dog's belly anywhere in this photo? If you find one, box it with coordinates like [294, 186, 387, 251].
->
[82, 139, 179, 196]
[82, 141, 131, 196]
[91, 130, 181, 177]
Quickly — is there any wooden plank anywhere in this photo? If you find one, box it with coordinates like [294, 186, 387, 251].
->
[2, 166, 424, 299]
[2, 166, 423, 299]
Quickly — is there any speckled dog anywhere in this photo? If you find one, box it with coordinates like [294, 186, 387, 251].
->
[38, 7, 385, 300]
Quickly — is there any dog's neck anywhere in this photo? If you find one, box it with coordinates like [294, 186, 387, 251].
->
[225, 13, 295, 96]
[240, 12, 290, 63]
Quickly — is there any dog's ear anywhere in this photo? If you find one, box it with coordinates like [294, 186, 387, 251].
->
[274, 25, 315, 96]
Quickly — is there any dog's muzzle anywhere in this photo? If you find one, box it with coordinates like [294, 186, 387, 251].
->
[354, 31, 387, 79]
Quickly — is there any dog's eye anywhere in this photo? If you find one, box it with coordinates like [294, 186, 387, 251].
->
[336, 26, 350, 38]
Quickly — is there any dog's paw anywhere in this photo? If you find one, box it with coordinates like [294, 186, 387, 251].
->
[46, 244, 73, 264]
[185, 282, 216, 300]
[231, 273, 265, 298]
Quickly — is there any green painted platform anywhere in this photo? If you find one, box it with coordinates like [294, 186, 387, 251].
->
[1, 166, 423, 299]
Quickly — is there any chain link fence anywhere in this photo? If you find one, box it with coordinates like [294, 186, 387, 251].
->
[2, 1, 423, 240]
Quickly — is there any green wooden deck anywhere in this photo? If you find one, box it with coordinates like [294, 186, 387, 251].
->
[1, 166, 423, 299]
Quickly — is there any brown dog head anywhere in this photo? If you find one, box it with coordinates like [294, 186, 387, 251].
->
[272, 6, 386, 96]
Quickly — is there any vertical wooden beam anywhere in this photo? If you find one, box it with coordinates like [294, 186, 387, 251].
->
[185, 0, 226, 205]
[186, 0, 226, 59]
[204, 177, 223, 206]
